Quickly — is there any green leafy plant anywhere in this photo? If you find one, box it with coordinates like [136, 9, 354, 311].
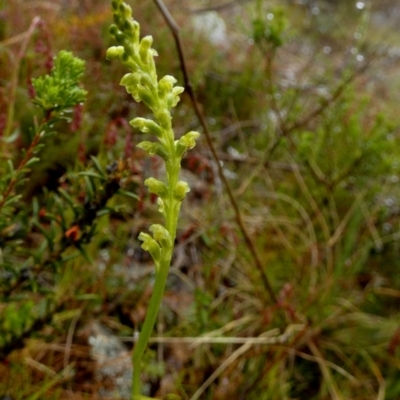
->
[0, 47, 136, 366]
[0, 50, 88, 358]
[32, 50, 87, 111]
[106, 0, 199, 398]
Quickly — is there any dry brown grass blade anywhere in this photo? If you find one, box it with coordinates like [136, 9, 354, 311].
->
[327, 192, 366, 248]
[308, 341, 343, 400]
[189, 341, 252, 400]
[188, 326, 304, 400]
[360, 350, 386, 400]
[64, 310, 82, 370]
[294, 349, 359, 384]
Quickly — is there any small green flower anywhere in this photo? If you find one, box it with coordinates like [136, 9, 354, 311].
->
[139, 36, 154, 63]
[173, 181, 190, 201]
[130, 118, 163, 137]
[138, 232, 161, 264]
[150, 224, 172, 247]
[144, 178, 168, 199]
[106, 45, 124, 59]
[176, 131, 201, 158]
[136, 141, 169, 160]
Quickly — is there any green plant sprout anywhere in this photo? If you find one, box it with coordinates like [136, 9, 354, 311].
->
[106, 1, 199, 398]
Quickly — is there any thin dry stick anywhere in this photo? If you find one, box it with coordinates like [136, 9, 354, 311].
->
[153, 0, 277, 304]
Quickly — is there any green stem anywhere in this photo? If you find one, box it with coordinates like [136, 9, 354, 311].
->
[132, 153, 180, 399]
[132, 249, 172, 398]
[107, 4, 196, 397]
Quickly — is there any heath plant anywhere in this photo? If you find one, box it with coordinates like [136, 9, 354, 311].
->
[0, 50, 87, 356]
[106, 0, 199, 398]
[0, 46, 138, 367]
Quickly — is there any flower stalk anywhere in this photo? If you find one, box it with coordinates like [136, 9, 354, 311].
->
[107, 1, 199, 398]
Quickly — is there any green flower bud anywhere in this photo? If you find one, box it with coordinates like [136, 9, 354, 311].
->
[158, 75, 177, 97]
[131, 20, 140, 44]
[138, 86, 155, 109]
[139, 73, 153, 87]
[123, 19, 135, 35]
[136, 140, 155, 153]
[115, 31, 126, 45]
[139, 35, 153, 64]
[166, 85, 184, 109]
[139, 232, 161, 263]
[111, 0, 119, 11]
[137, 141, 169, 160]
[123, 42, 135, 57]
[114, 13, 122, 28]
[157, 198, 165, 215]
[120, 73, 139, 97]
[120, 72, 141, 87]
[150, 224, 172, 247]
[172, 86, 184, 96]
[119, 54, 138, 72]
[119, 2, 132, 19]
[145, 177, 168, 198]
[128, 87, 140, 102]
[175, 131, 200, 158]
[130, 118, 163, 137]
[181, 131, 200, 149]
[173, 181, 190, 201]
[106, 46, 124, 60]
[109, 24, 119, 36]
[155, 109, 172, 129]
